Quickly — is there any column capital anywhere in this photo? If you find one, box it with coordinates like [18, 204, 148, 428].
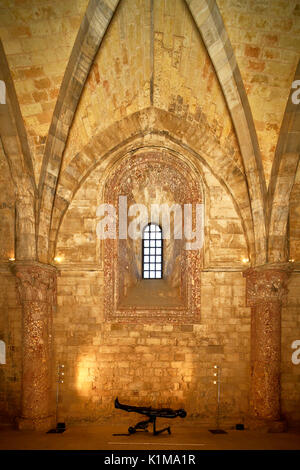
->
[11, 261, 57, 304]
[11, 260, 57, 273]
[243, 263, 293, 306]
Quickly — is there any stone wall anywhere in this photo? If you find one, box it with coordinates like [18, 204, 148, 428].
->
[52, 147, 253, 424]
[0, 0, 299, 429]
[53, 266, 300, 426]
[1, 261, 299, 426]
[0, 0, 89, 182]
[290, 164, 300, 262]
[217, 0, 300, 184]
[54, 268, 250, 425]
[55, 151, 248, 268]
[0, 148, 15, 261]
[0, 149, 20, 422]
[0, 268, 22, 422]
[61, 0, 243, 177]
[281, 272, 300, 425]
[0, 0, 299, 186]
[51, 154, 300, 425]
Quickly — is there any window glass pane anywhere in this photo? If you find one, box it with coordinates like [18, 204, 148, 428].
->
[143, 224, 163, 279]
[0, 340, 5, 365]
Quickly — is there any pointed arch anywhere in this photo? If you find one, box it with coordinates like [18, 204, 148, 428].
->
[185, 0, 267, 265]
[37, 0, 121, 262]
[268, 60, 300, 262]
[0, 40, 36, 260]
[48, 107, 255, 264]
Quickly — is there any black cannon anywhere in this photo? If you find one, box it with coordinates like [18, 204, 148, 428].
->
[114, 397, 187, 435]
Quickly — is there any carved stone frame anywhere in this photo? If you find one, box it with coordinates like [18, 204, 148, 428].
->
[103, 148, 203, 323]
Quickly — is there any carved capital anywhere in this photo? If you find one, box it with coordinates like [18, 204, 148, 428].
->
[243, 266, 291, 307]
[12, 262, 57, 305]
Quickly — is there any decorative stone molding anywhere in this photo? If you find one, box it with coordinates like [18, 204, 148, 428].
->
[12, 261, 57, 431]
[14, 262, 57, 304]
[243, 265, 291, 307]
[103, 148, 203, 323]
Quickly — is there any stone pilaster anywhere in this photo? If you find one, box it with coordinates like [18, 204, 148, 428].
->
[243, 265, 291, 430]
[12, 261, 56, 431]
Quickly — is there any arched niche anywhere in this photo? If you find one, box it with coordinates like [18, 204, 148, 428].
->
[54, 136, 249, 272]
[102, 147, 204, 323]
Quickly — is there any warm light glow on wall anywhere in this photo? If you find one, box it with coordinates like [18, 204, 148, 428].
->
[242, 258, 249, 264]
[54, 256, 63, 263]
[76, 355, 94, 397]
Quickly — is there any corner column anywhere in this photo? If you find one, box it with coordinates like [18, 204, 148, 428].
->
[13, 261, 57, 431]
[243, 265, 291, 430]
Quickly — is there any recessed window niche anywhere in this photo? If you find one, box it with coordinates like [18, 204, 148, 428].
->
[103, 148, 203, 323]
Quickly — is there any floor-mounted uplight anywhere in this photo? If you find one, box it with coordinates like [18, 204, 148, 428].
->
[209, 365, 227, 434]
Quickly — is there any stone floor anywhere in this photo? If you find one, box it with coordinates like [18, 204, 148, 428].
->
[0, 423, 300, 450]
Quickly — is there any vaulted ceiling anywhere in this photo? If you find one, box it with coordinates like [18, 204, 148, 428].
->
[0, 0, 299, 266]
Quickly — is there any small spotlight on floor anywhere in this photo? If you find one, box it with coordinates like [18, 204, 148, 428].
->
[47, 422, 66, 434]
[235, 424, 244, 430]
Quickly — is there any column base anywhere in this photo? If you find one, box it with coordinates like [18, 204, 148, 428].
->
[245, 416, 288, 433]
[17, 415, 55, 432]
